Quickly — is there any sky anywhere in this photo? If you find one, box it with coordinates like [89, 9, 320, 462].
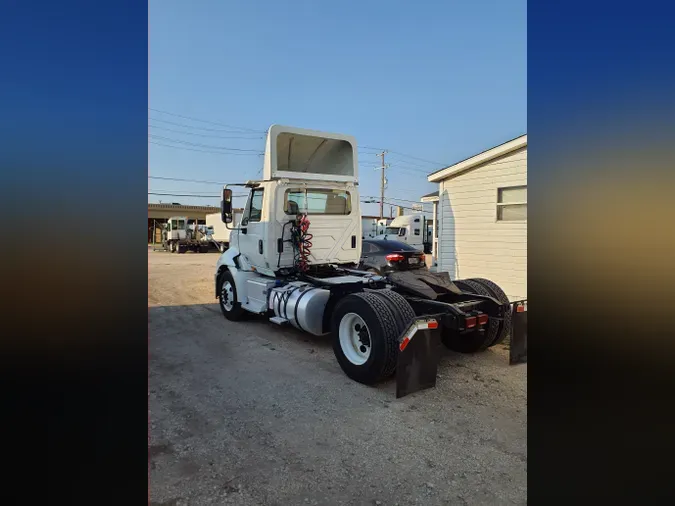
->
[149, 0, 526, 217]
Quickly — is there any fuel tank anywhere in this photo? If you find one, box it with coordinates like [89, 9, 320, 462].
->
[268, 281, 331, 336]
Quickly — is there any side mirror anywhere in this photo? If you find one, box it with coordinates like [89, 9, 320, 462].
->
[221, 188, 233, 223]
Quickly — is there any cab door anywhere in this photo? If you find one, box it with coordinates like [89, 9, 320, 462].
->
[238, 188, 266, 269]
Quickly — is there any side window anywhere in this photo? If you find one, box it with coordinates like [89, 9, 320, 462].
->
[414, 228, 420, 236]
[245, 189, 264, 223]
[362, 243, 372, 254]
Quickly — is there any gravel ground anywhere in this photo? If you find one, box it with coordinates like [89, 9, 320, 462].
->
[149, 248, 527, 506]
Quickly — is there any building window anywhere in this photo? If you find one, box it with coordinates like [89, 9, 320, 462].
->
[497, 185, 527, 221]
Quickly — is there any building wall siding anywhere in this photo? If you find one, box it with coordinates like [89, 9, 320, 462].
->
[437, 147, 527, 300]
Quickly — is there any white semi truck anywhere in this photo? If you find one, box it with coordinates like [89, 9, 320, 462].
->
[373, 213, 432, 253]
[214, 125, 527, 397]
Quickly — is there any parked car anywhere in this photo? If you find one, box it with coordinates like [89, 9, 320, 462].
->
[359, 239, 427, 274]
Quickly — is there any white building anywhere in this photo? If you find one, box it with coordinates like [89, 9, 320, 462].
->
[426, 135, 527, 301]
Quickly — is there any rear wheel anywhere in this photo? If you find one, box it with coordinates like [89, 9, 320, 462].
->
[332, 292, 401, 384]
[467, 278, 511, 346]
[441, 279, 496, 353]
[219, 270, 246, 321]
[370, 289, 416, 333]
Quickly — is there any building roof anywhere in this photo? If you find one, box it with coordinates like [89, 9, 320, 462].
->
[148, 203, 220, 213]
[420, 190, 439, 203]
[428, 134, 527, 183]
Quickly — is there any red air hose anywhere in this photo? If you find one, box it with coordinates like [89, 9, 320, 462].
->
[295, 214, 313, 272]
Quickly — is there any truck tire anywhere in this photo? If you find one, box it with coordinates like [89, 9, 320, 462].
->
[467, 278, 512, 346]
[331, 292, 401, 385]
[218, 270, 246, 321]
[441, 279, 496, 353]
[369, 289, 416, 333]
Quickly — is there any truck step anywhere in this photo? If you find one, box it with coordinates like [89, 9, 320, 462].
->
[269, 316, 288, 325]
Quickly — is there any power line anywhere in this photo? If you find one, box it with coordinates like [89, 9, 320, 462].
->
[149, 141, 262, 156]
[150, 188, 249, 197]
[382, 201, 431, 213]
[148, 125, 264, 139]
[367, 195, 431, 205]
[361, 144, 448, 170]
[149, 192, 220, 198]
[149, 107, 265, 133]
[149, 134, 263, 153]
[383, 149, 446, 167]
[387, 164, 430, 175]
[149, 117, 262, 133]
[149, 192, 248, 198]
[150, 175, 240, 185]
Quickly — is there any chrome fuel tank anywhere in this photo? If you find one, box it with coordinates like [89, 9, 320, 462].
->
[268, 282, 330, 336]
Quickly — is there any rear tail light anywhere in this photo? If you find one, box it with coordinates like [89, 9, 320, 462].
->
[386, 253, 405, 262]
[477, 314, 489, 325]
[465, 316, 477, 329]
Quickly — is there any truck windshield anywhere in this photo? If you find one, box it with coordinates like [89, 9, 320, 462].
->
[285, 189, 351, 215]
[384, 227, 401, 235]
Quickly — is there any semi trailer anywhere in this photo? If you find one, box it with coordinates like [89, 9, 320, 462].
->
[214, 125, 527, 397]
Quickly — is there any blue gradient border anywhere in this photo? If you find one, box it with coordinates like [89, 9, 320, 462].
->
[1, 1, 148, 502]
[529, 0, 675, 502]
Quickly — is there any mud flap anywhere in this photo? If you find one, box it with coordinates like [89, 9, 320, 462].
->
[396, 316, 444, 398]
[509, 301, 527, 365]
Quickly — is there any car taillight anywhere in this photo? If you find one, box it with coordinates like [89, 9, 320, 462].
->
[386, 253, 405, 262]
[465, 316, 477, 329]
[477, 314, 489, 325]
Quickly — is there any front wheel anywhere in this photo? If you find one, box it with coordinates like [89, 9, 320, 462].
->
[331, 292, 401, 384]
[218, 270, 246, 321]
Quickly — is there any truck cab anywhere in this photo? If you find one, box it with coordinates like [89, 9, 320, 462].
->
[222, 125, 362, 277]
[165, 216, 188, 241]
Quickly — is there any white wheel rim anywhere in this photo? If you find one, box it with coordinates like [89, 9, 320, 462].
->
[221, 281, 234, 311]
[339, 312, 371, 365]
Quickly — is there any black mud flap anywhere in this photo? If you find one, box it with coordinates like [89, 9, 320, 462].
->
[396, 315, 444, 398]
[509, 301, 527, 365]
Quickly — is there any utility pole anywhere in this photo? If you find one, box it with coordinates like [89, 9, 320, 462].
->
[378, 151, 388, 219]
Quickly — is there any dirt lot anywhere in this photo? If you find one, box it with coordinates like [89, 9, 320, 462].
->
[149, 249, 526, 506]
